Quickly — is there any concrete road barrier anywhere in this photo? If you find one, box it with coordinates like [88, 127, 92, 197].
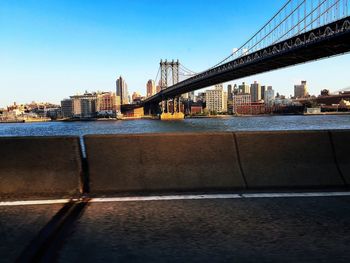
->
[0, 136, 83, 200]
[235, 131, 346, 188]
[84, 133, 245, 194]
[330, 130, 350, 186]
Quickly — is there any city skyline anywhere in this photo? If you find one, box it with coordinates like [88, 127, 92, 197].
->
[0, 77, 347, 109]
[1, 0, 350, 107]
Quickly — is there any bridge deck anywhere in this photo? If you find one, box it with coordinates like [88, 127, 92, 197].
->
[142, 16, 350, 104]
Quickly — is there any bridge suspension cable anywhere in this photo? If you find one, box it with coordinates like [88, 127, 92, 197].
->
[194, 0, 350, 75]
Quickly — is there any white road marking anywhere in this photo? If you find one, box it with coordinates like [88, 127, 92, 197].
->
[90, 194, 242, 203]
[0, 199, 71, 206]
[90, 191, 350, 203]
[1, 192, 350, 206]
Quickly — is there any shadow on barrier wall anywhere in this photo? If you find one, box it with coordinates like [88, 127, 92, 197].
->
[0, 136, 83, 200]
[83, 130, 349, 196]
[0, 130, 349, 200]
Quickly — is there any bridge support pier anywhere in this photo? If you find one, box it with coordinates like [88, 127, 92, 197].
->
[160, 96, 184, 120]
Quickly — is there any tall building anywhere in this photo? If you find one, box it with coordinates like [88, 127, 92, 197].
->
[146, 80, 156, 98]
[250, 81, 261, 102]
[238, 82, 250, 94]
[227, 84, 234, 114]
[116, 76, 129, 104]
[294, 80, 308, 98]
[60, 99, 73, 118]
[205, 84, 227, 113]
[233, 84, 239, 95]
[227, 85, 233, 100]
[261, 85, 266, 100]
[265, 86, 275, 106]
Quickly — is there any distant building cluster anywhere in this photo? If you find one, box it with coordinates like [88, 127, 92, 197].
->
[184, 80, 315, 115]
[2, 74, 350, 122]
[0, 102, 60, 122]
[61, 91, 121, 118]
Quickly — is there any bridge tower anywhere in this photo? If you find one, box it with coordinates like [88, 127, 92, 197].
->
[159, 59, 183, 119]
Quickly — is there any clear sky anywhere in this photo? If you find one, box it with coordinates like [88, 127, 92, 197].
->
[0, 0, 349, 107]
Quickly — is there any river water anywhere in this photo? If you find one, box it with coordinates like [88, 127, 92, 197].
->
[0, 115, 349, 137]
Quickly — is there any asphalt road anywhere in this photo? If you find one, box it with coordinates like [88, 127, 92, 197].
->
[0, 204, 64, 263]
[57, 196, 350, 263]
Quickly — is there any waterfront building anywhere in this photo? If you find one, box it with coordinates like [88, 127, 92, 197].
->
[205, 84, 227, 113]
[265, 86, 275, 106]
[340, 99, 350, 107]
[190, 103, 203, 114]
[60, 99, 74, 118]
[274, 97, 293, 106]
[72, 98, 81, 117]
[233, 94, 251, 113]
[70, 92, 98, 118]
[116, 76, 129, 104]
[96, 92, 120, 113]
[81, 99, 95, 118]
[294, 80, 308, 98]
[238, 82, 250, 94]
[250, 81, 261, 102]
[146, 80, 156, 98]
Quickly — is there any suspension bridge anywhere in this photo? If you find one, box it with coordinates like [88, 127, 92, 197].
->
[122, 0, 350, 117]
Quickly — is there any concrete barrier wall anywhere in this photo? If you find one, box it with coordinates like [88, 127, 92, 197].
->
[1, 131, 347, 199]
[84, 133, 245, 194]
[235, 131, 346, 188]
[0, 137, 83, 200]
[330, 130, 350, 185]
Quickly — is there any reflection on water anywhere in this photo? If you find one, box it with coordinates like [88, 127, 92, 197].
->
[0, 115, 350, 137]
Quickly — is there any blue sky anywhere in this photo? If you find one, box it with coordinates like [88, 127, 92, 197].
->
[0, 0, 349, 107]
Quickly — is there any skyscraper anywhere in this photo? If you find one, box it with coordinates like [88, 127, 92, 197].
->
[265, 86, 275, 106]
[294, 81, 308, 98]
[227, 84, 233, 114]
[116, 76, 129, 104]
[261, 85, 266, 100]
[250, 81, 261, 102]
[146, 79, 156, 98]
[227, 84, 233, 100]
[238, 82, 250, 94]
